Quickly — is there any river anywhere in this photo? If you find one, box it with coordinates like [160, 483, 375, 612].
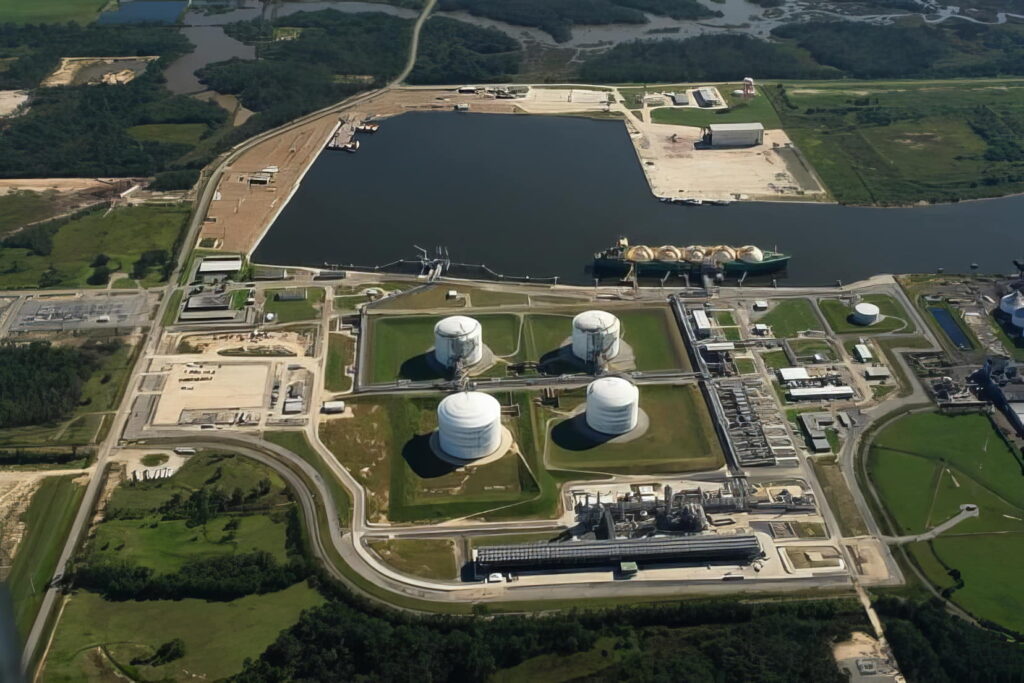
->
[252, 112, 1024, 286]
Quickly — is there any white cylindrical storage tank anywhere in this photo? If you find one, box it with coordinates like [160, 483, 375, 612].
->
[852, 302, 880, 326]
[1000, 290, 1024, 315]
[571, 310, 621, 364]
[437, 392, 501, 460]
[585, 377, 639, 435]
[1013, 307, 1024, 330]
[434, 315, 483, 368]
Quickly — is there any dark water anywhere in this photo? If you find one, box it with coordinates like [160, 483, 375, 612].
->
[97, 0, 187, 24]
[928, 308, 973, 349]
[254, 112, 1024, 286]
[164, 26, 255, 94]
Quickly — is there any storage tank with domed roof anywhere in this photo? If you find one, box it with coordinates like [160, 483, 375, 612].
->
[585, 377, 639, 435]
[1000, 290, 1024, 316]
[434, 316, 483, 368]
[571, 310, 621, 364]
[437, 392, 502, 460]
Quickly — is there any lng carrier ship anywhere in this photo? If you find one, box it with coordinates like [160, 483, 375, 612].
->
[593, 238, 790, 278]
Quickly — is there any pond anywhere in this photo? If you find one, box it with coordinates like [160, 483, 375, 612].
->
[928, 307, 974, 350]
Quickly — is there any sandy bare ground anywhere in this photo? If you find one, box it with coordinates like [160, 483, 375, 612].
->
[41, 56, 158, 88]
[0, 178, 122, 196]
[0, 90, 29, 117]
[152, 362, 270, 425]
[629, 120, 825, 202]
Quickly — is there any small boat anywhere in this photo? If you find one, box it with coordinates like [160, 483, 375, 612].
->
[709, 199, 732, 206]
[356, 123, 380, 133]
[679, 198, 703, 206]
[341, 140, 360, 153]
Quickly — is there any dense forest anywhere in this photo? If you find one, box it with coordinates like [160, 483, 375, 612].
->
[233, 592, 864, 681]
[0, 24, 225, 178]
[580, 34, 832, 82]
[437, 0, 719, 43]
[876, 597, 1024, 682]
[0, 340, 116, 427]
[408, 17, 520, 85]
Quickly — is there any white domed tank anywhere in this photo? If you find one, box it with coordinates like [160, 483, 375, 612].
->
[710, 246, 737, 265]
[571, 310, 621, 364]
[1000, 290, 1024, 315]
[738, 245, 763, 263]
[852, 302, 880, 326]
[585, 377, 639, 435]
[1013, 306, 1024, 330]
[434, 316, 483, 368]
[437, 392, 501, 460]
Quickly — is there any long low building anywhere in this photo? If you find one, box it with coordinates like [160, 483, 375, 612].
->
[474, 535, 762, 573]
[788, 385, 855, 401]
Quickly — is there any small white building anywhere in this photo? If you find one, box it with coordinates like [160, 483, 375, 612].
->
[778, 367, 810, 383]
[752, 323, 770, 336]
[853, 343, 873, 362]
[692, 309, 712, 338]
[864, 366, 892, 381]
[753, 300, 769, 311]
[198, 256, 243, 275]
[788, 386, 855, 401]
[322, 400, 346, 414]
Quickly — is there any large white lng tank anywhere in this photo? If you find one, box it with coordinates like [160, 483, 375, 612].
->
[1013, 306, 1024, 331]
[585, 377, 639, 435]
[1000, 290, 1024, 315]
[437, 392, 502, 459]
[852, 302, 881, 326]
[434, 315, 483, 368]
[571, 310, 621, 364]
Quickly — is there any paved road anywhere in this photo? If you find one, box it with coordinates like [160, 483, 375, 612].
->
[883, 505, 978, 544]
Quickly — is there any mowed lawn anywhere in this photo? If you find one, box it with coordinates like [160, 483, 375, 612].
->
[41, 584, 324, 682]
[88, 514, 290, 573]
[757, 298, 823, 338]
[367, 538, 458, 580]
[0, 205, 189, 289]
[0, 190, 61, 234]
[7, 475, 85, 637]
[0, 0, 105, 24]
[650, 88, 782, 129]
[325, 333, 354, 392]
[367, 313, 522, 383]
[546, 384, 723, 474]
[819, 294, 915, 334]
[264, 287, 324, 323]
[869, 411, 1024, 634]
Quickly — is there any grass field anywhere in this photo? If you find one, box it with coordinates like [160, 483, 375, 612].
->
[264, 287, 324, 323]
[263, 430, 351, 526]
[42, 583, 323, 682]
[789, 338, 836, 360]
[471, 289, 529, 306]
[819, 294, 914, 335]
[546, 384, 723, 475]
[88, 514, 289, 573]
[758, 299, 823, 338]
[735, 358, 756, 374]
[325, 333, 354, 392]
[127, 123, 208, 146]
[162, 289, 183, 327]
[766, 80, 1024, 205]
[650, 88, 782, 129]
[0, 190, 62, 234]
[0, 205, 188, 289]
[7, 475, 85, 638]
[869, 411, 1024, 633]
[810, 456, 868, 537]
[0, 0, 105, 24]
[760, 349, 789, 370]
[367, 538, 458, 580]
[367, 313, 522, 383]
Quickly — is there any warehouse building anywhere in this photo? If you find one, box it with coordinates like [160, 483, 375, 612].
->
[474, 534, 762, 574]
[788, 386, 855, 401]
[703, 123, 764, 148]
[694, 87, 722, 107]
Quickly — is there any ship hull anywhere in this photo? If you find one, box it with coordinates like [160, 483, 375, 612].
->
[594, 255, 790, 277]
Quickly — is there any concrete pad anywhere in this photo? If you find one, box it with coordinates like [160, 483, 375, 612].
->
[153, 362, 269, 425]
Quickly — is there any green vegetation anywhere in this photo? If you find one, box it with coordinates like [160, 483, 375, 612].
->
[325, 334, 354, 392]
[819, 294, 914, 334]
[789, 338, 836, 361]
[735, 358, 757, 374]
[810, 456, 868, 537]
[761, 349, 789, 370]
[650, 88, 782, 129]
[262, 431, 351, 526]
[438, 0, 720, 43]
[0, 190, 61, 235]
[766, 79, 1024, 204]
[0, 205, 188, 289]
[140, 453, 169, 467]
[42, 584, 324, 682]
[0, 0, 105, 24]
[471, 289, 529, 306]
[759, 298, 823, 338]
[869, 412, 1024, 633]
[367, 538, 457, 580]
[546, 384, 723, 475]
[410, 17, 520, 84]
[264, 287, 324, 323]
[7, 475, 85, 637]
[367, 313, 522, 383]
[162, 289, 183, 327]
[126, 123, 209, 146]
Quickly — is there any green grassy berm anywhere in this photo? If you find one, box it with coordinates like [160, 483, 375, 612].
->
[819, 294, 915, 334]
[325, 333, 354, 392]
[758, 299, 823, 338]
